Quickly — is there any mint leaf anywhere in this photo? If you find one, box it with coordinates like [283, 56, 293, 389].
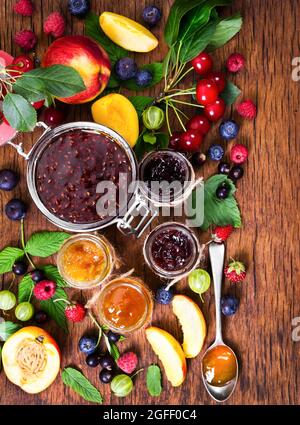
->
[18, 275, 34, 303]
[0, 321, 22, 342]
[0, 247, 24, 274]
[147, 365, 162, 397]
[62, 367, 103, 404]
[207, 13, 243, 51]
[41, 264, 68, 287]
[25, 231, 69, 257]
[220, 81, 241, 105]
[129, 96, 154, 118]
[40, 288, 68, 333]
[179, 20, 217, 62]
[122, 63, 163, 90]
[3, 93, 37, 132]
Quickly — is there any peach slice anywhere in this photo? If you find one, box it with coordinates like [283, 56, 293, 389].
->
[172, 295, 207, 358]
[2, 326, 61, 394]
[145, 326, 187, 387]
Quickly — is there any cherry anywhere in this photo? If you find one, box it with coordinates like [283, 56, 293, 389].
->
[11, 55, 34, 73]
[186, 114, 211, 136]
[178, 130, 203, 152]
[196, 79, 219, 106]
[168, 132, 182, 150]
[31, 100, 45, 110]
[191, 52, 213, 76]
[205, 71, 226, 93]
[204, 98, 226, 122]
[43, 107, 65, 127]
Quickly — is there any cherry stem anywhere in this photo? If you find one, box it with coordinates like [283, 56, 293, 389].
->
[172, 66, 194, 88]
[53, 298, 70, 304]
[165, 100, 172, 137]
[169, 101, 186, 131]
[20, 219, 35, 269]
[131, 368, 144, 380]
[88, 311, 103, 347]
[169, 98, 203, 108]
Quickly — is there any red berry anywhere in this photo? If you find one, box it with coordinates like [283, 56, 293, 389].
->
[44, 12, 65, 38]
[33, 280, 56, 301]
[65, 303, 86, 323]
[212, 225, 234, 243]
[14, 30, 37, 51]
[11, 55, 34, 72]
[191, 52, 213, 75]
[205, 71, 226, 93]
[13, 0, 34, 16]
[204, 98, 225, 122]
[186, 114, 211, 135]
[43, 107, 65, 127]
[236, 99, 257, 119]
[31, 100, 45, 110]
[178, 130, 203, 152]
[224, 260, 246, 283]
[168, 132, 182, 150]
[230, 144, 249, 164]
[196, 79, 219, 106]
[226, 53, 245, 73]
[117, 352, 138, 374]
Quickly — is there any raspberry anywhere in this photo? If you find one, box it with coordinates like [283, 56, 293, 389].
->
[226, 52, 245, 73]
[230, 144, 249, 164]
[236, 99, 257, 119]
[13, 0, 34, 16]
[44, 12, 65, 38]
[33, 280, 56, 301]
[224, 260, 246, 283]
[117, 352, 138, 374]
[212, 225, 234, 243]
[65, 302, 86, 322]
[14, 30, 37, 50]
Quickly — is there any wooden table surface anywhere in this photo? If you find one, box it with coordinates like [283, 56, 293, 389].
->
[0, 0, 299, 406]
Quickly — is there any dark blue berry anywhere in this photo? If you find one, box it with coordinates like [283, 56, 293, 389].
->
[229, 165, 244, 180]
[99, 355, 114, 370]
[68, 0, 90, 17]
[5, 199, 26, 221]
[218, 162, 230, 175]
[107, 331, 120, 343]
[221, 294, 239, 316]
[155, 287, 174, 305]
[208, 144, 224, 161]
[216, 184, 229, 199]
[12, 260, 28, 276]
[99, 369, 113, 384]
[135, 69, 153, 87]
[219, 120, 239, 140]
[86, 353, 100, 368]
[142, 6, 162, 26]
[34, 310, 48, 324]
[31, 269, 44, 282]
[115, 57, 137, 81]
[0, 169, 19, 191]
[78, 335, 98, 355]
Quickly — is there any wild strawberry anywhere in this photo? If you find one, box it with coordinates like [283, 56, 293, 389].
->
[33, 280, 56, 301]
[117, 352, 138, 374]
[236, 99, 257, 119]
[224, 260, 246, 283]
[65, 302, 86, 322]
[212, 225, 234, 243]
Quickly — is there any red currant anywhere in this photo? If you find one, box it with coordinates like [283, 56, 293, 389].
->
[43, 107, 65, 127]
[204, 98, 226, 122]
[168, 132, 182, 150]
[31, 100, 45, 110]
[191, 52, 213, 75]
[196, 79, 218, 106]
[11, 55, 34, 73]
[205, 71, 226, 93]
[178, 130, 203, 152]
[186, 114, 211, 136]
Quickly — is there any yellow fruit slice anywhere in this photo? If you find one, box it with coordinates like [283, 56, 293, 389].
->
[99, 12, 158, 52]
[91, 93, 139, 148]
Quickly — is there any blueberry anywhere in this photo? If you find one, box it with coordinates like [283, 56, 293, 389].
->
[5, 199, 26, 221]
[0, 169, 19, 191]
[115, 57, 137, 81]
[107, 331, 120, 343]
[192, 152, 206, 167]
[31, 269, 44, 282]
[99, 369, 113, 384]
[219, 120, 239, 140]
[86, 353, 100, 368]
[135, 69, 153, 87]
[78, 335, 98, 355]
[155, 287, 174, 305]
[218, 162, 230, 175]
[142, 6, 162, 26]
[12, 260, 28, 276]
[99, 355, 115, 370]
[208, 144, 224, 161]
[221, 294, 239, 316]
[229, 165, 244, 180]
[34, 310, 48, 324]
[68, 0, 90, 17]
[216, 184, 229, 199]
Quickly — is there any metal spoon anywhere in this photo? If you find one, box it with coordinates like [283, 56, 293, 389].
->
[201, 242, 239, 402]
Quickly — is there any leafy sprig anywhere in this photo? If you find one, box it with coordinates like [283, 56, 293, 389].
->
[62, 367, 103, 404]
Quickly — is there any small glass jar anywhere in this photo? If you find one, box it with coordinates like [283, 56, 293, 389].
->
[97, 277, 153, 334]
[143, 221, 200, 279]
[57, 233, 114, 289]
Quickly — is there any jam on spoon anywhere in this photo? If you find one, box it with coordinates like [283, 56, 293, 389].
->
[202, 345, 238, 387]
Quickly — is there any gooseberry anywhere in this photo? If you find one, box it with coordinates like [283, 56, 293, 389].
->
[15, 302, 35, 321]
[0, 290, 16, 310]
[188, 269, 211, 302]
[142, 106, 165, 130]
[110, 374, 133, 397]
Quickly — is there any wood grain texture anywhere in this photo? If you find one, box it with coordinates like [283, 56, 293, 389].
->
[0, 0, 300, 405]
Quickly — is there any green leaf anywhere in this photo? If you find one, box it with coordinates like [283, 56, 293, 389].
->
[25, 231, 70, 257]
[143, 133, 157, 145]
[104, 334, 120, 361]
[200, 174, 241, 230]
[85, 12, 127, 65]
[40, 288, 68, 333]
[107, 72, 120, 89]
[129, 96, 154, 118]
[207, 13, 243, 51]
[0, 247, 24, 274]
[179, 20, 217, 62]
[220, 81, 241, 105]
[0, 321, 22, 342]
[156, 132, 169, 149]
[147, 365, 162, 397]
[40, 264, 68, 287]
[164, 0, 207, 46]
[62, 367, 103, 404]
[122, 63, 163, 91]
[18, 275, 34, 303]
[13, 78, 47, 103]
[3, 93, 37, 132]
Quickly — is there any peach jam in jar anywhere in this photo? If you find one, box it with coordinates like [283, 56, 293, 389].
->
[57, 234, 114, 289]
[98, 277, 153, 334]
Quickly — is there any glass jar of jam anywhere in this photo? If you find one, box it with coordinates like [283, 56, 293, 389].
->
[143, 222, 200, 279]
[97, 277, 153, 334]
[57, 234, 114, 289]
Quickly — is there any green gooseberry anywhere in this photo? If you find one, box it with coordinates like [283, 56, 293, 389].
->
[111, 374, 133, 397]
[188, 268, 211, 302]
[142, 106, 165, 130]
[0, 290, 16, 311]
[15, 302, 35, 322]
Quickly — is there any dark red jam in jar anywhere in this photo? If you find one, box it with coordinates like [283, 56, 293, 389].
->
[36, 130, 132, 224]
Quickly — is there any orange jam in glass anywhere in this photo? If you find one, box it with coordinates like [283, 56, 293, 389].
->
[202, 345, 237, 387]
[98, 277, 153, 333]
[57, 234, 113, 289]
